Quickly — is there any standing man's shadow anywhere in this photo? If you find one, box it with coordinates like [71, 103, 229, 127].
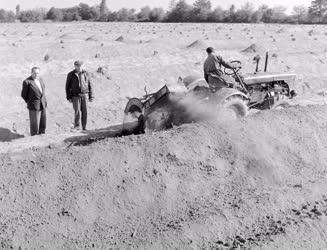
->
[0, 128, 24, 142]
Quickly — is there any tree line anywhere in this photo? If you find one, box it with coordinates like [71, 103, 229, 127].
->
[0, 0, 326, 24]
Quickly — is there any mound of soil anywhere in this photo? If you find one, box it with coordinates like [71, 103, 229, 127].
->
[58, 33, 68, 39]
[1, 105, 327, 249]
[241, 43, 263, 53]
[58, 33, 75, 39]
[186, 39, 208, 49]
[86, 35, 99, 42]
[115, 35, 125, 42]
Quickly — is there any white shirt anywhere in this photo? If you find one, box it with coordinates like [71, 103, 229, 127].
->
[34, 78, 43, 94]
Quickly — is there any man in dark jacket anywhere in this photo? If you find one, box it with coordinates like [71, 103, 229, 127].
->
[65, 60, 94, 131]
[21, 67, 47, 136]
[204, 47, 236, 90]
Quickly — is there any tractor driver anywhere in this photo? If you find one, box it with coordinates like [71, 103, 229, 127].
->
[204, 47, 237, 91]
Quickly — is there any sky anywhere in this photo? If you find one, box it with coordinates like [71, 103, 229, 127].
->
[0, 0, 312, 12]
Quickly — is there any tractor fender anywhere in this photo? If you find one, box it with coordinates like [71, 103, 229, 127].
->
[187, 79, 209, 91]
[214, 88, 249, 105]
[182, 75, 209, 91]
[124, 98, 143, 114]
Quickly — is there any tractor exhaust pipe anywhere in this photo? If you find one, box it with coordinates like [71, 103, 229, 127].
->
[264, 52, 269, 72]
[253, 55, 261, 73]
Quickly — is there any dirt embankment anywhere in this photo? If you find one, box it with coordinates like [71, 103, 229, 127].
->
[1, 104, 327, 249]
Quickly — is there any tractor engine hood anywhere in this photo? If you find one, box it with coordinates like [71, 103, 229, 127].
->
[243, 73, 296, 85]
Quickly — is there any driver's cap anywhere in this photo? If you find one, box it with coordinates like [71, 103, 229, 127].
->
[206, 47, 214, 53]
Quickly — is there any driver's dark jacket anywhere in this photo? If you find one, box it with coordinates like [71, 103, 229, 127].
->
[203, 53, 234, 83]
[65, 70, 94, 100]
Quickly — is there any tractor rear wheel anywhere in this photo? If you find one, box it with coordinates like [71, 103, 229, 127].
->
[123, 99, 145, 135]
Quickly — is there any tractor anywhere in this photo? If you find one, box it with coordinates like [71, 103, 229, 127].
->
[123, 53, 297, 134]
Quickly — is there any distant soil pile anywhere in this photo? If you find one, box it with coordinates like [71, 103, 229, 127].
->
[86, 35, 99, 41]
[58, 33, 69, 39]
[1, 105, 327, 249]
[115, 35, 125, 42]
[58, 33, 75, 39]
[186, 39, 208, 49]
[241, 43, 264, 53]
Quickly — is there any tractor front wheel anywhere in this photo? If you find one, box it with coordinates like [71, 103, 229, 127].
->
[271, 100, 291, 110]
[222, 96, 248, 119]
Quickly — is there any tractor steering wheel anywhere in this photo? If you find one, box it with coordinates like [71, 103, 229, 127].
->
[224, 60, 242, 76]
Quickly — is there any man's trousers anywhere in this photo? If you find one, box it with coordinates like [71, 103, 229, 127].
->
[29, 109, 46, 136]
[72, 95, 88, 130]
